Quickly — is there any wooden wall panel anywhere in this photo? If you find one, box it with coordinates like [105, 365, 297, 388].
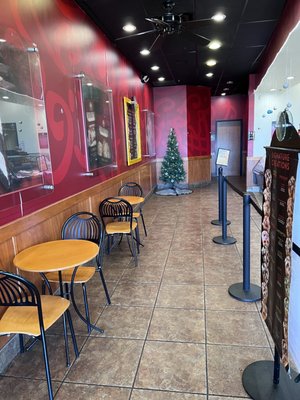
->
[156, 157, 211, 186]
[187, 156, 211, 185]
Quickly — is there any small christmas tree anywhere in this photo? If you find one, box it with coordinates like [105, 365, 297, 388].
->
[160, 128, 186, 188]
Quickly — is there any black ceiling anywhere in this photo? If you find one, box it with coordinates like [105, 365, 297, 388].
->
[74, 0, 287, 95]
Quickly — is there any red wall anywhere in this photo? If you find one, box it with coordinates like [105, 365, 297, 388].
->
[211, 94, 248, 150]
[0, 0, 153, 224]
[153, 86, 187, 158]
[187, 86, 211, 157]
[153, 85, 211, 159]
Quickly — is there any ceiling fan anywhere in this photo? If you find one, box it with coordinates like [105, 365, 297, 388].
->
[115, 0, 225, 51]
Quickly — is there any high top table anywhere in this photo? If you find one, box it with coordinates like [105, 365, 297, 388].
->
[13, 239, 103, 333]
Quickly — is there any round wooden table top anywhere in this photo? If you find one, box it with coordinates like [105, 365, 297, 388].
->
[13, 239, 99, 273]
[116, 195, 144, 205]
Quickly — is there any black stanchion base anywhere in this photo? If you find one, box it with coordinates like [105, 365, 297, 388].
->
[242, 361, 299, 400]
[228, 282, 261, 302]
[213, 235, 237, 245]
[211, 219, 231, 226]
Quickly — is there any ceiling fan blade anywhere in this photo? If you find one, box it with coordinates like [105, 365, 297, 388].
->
[182, 18, 212, 26]
[145, 17, 169, 27]
[149, 33, 163, 52]
[115, 29, 157, 41]
[185, 30, 211, 46]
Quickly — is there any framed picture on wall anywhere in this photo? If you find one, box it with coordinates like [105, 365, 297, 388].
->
[0, 35, 53, 201]
[143, 109, 155, 157]
[78, 75, 116, 172]
[123, 96, 142, 165]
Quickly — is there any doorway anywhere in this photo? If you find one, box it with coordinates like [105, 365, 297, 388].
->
[215, 119, 242, 176]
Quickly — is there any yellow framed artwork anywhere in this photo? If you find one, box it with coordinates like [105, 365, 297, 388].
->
[123, 96, 142, 165]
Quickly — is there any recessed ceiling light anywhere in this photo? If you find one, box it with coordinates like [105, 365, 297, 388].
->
[158, 77, 165, 82]
[208, 40, 222, 50]
[221, 92, 226, 96]
[86, 82, 93, 86]
[206, 59, 217, 66]
[227, 80, 233, 84]
[140, 48, 150, 56]
[287, 76, 295, 80]
[151, 65, 160, 71]
[270, 88, 277, 91]
[206, 72, 213, 77]
[223, 87, 229, 91]
[122, 23, 136, 33]
[211, 13, 226, 22]
[2, 96, 9, 100]
[0, 38, 6, 43]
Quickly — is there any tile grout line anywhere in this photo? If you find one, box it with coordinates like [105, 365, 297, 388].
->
[128, 204, 180, 399]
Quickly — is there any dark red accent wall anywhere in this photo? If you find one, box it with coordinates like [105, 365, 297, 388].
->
[211, 95, 248, 151]
[0, 0, 153, 224]
[153, 86, 187, 158]
[187, 86, 211, 157]
[154, 85, 211, 159]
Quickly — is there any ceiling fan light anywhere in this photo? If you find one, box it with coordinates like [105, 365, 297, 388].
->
[206, 72, 213, 77]
[140, 48, 150, 56]
[211, 13, 226, 22]
[206, 59, 217, 66]
[151, 65, 160, 71]
[208, 40, 222, 50]
[158, 76, 165, 82]
[122, 23, 136, 32]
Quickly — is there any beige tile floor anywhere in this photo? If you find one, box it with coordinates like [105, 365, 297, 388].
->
[0, 183, 274, 399]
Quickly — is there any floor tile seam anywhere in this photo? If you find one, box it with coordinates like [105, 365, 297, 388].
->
[201, 231, 210, 400]
[67, 268, 127, 364]
[62, 379, 132, 389]
[128, 216, 178, 398]
[254, 302, 275, 352]
[131, 385, 207, 396]
[142, 338, 207, 346]
[206, 340, 271, 348]
[155, 305, 205, 311]
[206, 343, 274, 351]
[205, 309, 265, 315]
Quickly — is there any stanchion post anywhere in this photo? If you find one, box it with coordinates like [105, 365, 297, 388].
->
[228, 193, 261, 301]
[243, 193, 251, 291]
[213, 176, 236, 245]
[211, 167, 230, 226]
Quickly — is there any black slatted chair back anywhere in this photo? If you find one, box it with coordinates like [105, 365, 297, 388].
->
[118, 182, 143, 197]
[99, 197, 134, 230]
[61, 211, 103, 246]
[0, 270, 40, 308]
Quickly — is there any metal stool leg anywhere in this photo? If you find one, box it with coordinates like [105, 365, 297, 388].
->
[82, 283, 91, 334]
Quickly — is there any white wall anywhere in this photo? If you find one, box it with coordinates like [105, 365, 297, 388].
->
[254, 82, 300, 156]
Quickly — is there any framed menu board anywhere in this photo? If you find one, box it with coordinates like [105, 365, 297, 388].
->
[123, 97, 142, 166]
[79, 75, 116, 171]
[261, 122, 300, 369]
